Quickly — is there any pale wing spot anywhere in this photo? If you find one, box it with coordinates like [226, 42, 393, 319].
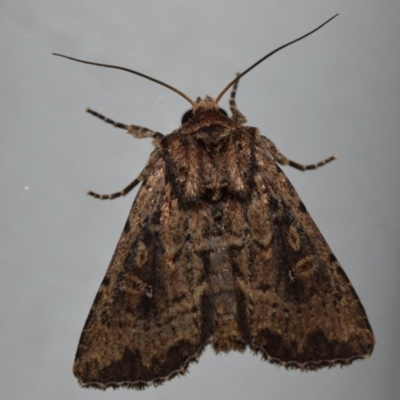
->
[134, 241, 148, 268]
[164, 253, 175, 270]
[292, 256, 317, 289]
[287, 225, 301, 252]
[247, 193, 272, 247]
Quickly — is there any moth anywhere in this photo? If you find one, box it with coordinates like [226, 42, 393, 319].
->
[54, 14, 374, 390]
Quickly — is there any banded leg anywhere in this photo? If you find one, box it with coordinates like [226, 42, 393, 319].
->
[86, 108, 163, 140]
[87, 177, 141, 200]
[86, 147, 161, 200]
[262, 136, 337, 171]
[229, 73, 247, 124]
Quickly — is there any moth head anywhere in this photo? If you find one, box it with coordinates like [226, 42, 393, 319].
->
[181, 96, 228, 124]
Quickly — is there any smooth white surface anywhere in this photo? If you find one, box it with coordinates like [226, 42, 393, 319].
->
[1, 1, 399, 399]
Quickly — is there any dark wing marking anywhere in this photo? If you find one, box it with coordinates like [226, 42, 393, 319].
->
[236, 140, 375, 369]
[73, 158, 207, 390]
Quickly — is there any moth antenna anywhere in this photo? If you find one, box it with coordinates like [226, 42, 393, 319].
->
[52, 53, 195, 106]
[214, 14, 339, 104]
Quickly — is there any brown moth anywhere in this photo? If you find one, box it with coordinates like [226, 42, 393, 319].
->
[54, 14, 374, 390]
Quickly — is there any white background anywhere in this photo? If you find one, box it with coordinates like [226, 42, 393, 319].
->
[1, 1, 399, 399]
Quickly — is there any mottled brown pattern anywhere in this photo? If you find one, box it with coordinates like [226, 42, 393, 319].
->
[72, 93, 374, 390]
[54, 15, 375, 390]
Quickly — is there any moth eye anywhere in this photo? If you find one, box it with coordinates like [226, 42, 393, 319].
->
[219, 108, 228, 116]
[181, 110, 193, 124]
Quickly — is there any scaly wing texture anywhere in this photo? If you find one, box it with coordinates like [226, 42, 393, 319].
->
[217, 138, 375, 368]
[160, 122, 374, 367]
[73, 157, 209, 389]
[73, 123, 374, 390]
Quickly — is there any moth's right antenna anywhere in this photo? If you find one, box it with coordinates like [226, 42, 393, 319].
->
[215, 14, 339, 104]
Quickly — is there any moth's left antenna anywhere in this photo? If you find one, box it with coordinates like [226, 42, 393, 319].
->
[52, 53, 195, 106]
